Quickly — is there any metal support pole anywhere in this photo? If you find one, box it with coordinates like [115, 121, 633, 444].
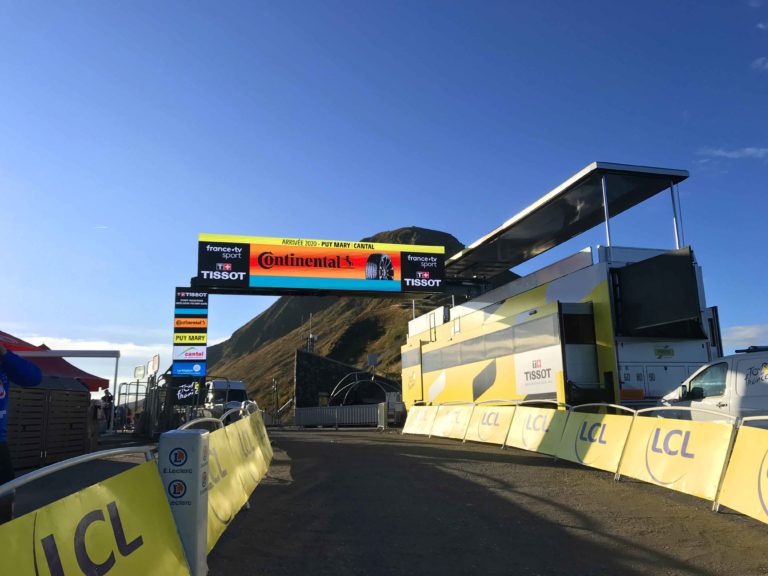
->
[109, 357, 119, 433]
[675, 182, 685, 247]
[670, 182, 681, 249]
[601, 175, 612, 247]
[412, 299, 416, 319]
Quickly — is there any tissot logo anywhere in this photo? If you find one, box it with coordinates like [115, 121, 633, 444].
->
[177, 291, 207, 298]
[524, 366, 552, 381]
[416, 271, 430, 279]
[403, 278, 442, 287]
[216, 263, 232, 272]
[34, 501, 143, 576]
[532, 359, 542, 369]
[200, 270, 247, 280]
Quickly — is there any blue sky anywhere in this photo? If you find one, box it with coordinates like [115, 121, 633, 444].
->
[2, 0, 766, 384]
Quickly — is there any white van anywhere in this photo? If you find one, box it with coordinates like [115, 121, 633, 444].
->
[660, 347, 768, 422]
[205, 379, 250, 417]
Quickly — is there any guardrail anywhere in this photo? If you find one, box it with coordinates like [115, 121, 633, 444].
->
[403, 400, 768, 527]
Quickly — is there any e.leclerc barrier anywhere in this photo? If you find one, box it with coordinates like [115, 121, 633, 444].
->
[0, 411, 272, 576]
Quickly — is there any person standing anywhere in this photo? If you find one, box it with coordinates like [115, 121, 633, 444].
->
[0, 343, 43, 522]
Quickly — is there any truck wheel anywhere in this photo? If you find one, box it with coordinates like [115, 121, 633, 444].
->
[365, 254, 394, 280]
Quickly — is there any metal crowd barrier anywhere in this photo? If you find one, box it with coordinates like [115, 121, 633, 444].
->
[0, 402, 273, 576]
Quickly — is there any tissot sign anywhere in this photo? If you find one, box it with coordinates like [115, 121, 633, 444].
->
[196, 234, 445, 294]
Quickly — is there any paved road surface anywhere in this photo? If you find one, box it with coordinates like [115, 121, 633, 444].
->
[209, 429, 768, 576]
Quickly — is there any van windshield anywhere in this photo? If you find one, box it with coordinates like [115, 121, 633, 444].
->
[211, 389, 248, 403]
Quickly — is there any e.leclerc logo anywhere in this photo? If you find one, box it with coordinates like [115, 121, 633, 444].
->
[168, 480, 187, 499]
[169, 447, 188, 467]
[644, 426, 695, 485]
[573, 420, 608, 464]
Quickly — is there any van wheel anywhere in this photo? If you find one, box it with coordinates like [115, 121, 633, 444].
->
[365, 254, 394, 280]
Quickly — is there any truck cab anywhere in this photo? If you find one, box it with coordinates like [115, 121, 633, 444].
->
[661, 347, 768, 422]
[205, 379, 250, 417]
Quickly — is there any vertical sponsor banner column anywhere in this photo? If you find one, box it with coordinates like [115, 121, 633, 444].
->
[172, 288, 209, 380]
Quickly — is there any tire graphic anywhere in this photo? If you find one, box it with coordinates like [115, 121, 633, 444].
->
[365, 253, 394, 280]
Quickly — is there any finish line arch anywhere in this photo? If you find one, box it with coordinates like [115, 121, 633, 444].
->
[171, 233, 446, 384]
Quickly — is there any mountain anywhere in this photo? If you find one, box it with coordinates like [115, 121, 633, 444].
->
[206, 227, 464, 410]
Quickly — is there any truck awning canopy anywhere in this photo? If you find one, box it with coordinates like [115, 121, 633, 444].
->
[445, 162, 688, 283]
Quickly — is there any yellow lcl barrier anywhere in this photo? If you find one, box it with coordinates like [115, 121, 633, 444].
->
[207, 412, 273, 553]
[0, 461, 189, 576]
[556, 412, 634, 473]
[505, 406, 568, 456]
[430, 404, 474, 439]
[617, 417, 734, 501]
[718, 424, 768, 522]
[402, 405, 439, 436]
[464, 406, 517, 446]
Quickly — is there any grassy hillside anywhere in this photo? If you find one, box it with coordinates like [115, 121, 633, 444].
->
[207, 227, 463, 409]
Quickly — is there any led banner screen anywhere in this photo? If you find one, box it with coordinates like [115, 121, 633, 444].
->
[197, 234, 445, 294]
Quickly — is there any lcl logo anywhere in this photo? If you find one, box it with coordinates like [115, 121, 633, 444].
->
[645, 427, 696, 485]
[521, 413, 550, 448]
[476, 411, 500, 442]
[757, 451, 768, 516]
[35, 501, 142, 576]
[574, 421, 608, 464]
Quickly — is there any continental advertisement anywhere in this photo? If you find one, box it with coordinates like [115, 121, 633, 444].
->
[197, 234, 445, 294]
[0, 462, 189, 576]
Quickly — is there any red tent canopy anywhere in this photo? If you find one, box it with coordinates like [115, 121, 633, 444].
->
[0, 330, 110, 392]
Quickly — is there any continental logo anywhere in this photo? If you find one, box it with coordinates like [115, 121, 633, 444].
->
[33, 501, 143, 576]
[173, 333, 207, 344]
[174, 318, 208, 329]
[255, 252, 353, 270]
[574, 421, 608, 464]
[644, 427, 696, 485]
